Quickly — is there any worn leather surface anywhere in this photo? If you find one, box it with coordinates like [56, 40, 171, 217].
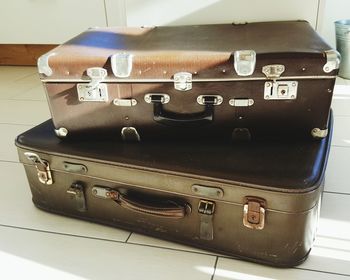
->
[16, 116, 332, 190]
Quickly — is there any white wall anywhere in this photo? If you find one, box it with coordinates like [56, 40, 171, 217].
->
[0, 0, 348, 46]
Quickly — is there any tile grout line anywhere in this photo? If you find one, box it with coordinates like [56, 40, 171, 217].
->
[0, 159, 20, 164]
[125, 232, 133, 243]
[323, 190, 350, 196]
[0, 122, 35, 126]
[293, 266, 350, 278]
[210, 256, 219, 280]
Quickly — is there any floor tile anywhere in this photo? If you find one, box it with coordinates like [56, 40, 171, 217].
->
[128, 233, 212, 255]
[0, 72, 41, 100]
[299, 192, 350, 275]
[0, 100, 50, 125]
[11, 85, 47, 101]
[332, 84, 350, 117]
[213, 257, 350, 280]
[0, 162, 130, 242]
[0, 225, 216, 280]
[0, 124, 32, 162]
[325, 146, 350, 194]
[332, 116, 350, 147]
[0, 66, 36, 84]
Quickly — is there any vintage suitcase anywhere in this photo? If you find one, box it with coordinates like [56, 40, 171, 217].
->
[16, 115, 332, 267]
[38, 21, 339, 141]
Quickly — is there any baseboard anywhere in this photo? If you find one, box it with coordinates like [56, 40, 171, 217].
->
[0, 44, 58, 66]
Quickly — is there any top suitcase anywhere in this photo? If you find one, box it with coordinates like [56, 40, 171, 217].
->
[38, 21, 340, 141]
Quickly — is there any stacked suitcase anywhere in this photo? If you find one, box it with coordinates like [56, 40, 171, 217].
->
[16, 21, 340, 267]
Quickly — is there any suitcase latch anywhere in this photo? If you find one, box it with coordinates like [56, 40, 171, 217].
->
[243, 197, 266, 230]
[198, 200, 215, 240]
[24, 152, 53, 185]
[264, 81, 298, 100]
[77, 67, 108, 102]
[174, 72, 192, 91]
[262, 64, 285, 79]
[66, 182, 87, 212]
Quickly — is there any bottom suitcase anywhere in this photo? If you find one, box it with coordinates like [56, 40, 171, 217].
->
[15, 116, 332, 267]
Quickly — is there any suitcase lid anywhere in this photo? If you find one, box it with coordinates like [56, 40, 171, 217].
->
[16, 117, 332, 194]
[38, 21, 339, 83]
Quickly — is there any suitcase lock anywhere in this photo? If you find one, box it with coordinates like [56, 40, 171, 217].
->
[24, 152, 53, 185]
[198, 200, 215, 240]
[243, 197, 266, 230]
[66, 182, 87, 212]
[77, 67, 108, 102]
[174, 72, 192, 91]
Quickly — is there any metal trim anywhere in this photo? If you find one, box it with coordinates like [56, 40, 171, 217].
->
[54, 127, 68, 137]
[229, 98, 254, 107]
[191, 185, 224, 198]
[323, 50, 341, 73]
[311, 128, 328, 138]
[144, 93, 170, 104]
[113, 98, 137, 106]
[41, 75, 337, 83]
[37, 52, 56, 77]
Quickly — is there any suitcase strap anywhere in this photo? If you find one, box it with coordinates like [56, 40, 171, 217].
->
[92, 186, 191, 219]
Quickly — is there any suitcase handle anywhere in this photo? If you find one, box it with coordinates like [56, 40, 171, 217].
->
[92, 187, 191, 219]
[153, 102, 214, 127]
[116, 193, 191, 219]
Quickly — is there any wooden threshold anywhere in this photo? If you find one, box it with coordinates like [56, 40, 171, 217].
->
[0, 44, 58, 66]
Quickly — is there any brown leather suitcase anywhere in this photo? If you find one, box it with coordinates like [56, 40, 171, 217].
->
[38, 21, 339, 141]
[16, 115, 332, 267]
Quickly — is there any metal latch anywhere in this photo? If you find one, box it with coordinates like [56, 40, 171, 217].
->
[121, 127, 141, 142]
[198, 200, 215, 240]
[243, 197, 266, 230]
[264, 81, 298, 100]
[229, 98, 254, 107]
[174, 72, 192, 91]
[234, 50, 256, 76]
[144, 93, 170, 104]
[66, 182, 87, 212]
[77, 67, 108, 102]
[92, 186, 118, 199]
[111, 53, 133, 78]
[262, 64, 285, 79]
[197, 95, 223, 105]
[24, 152, 53, 185]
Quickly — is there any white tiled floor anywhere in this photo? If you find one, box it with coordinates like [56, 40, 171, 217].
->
[0, 67, 350, 279]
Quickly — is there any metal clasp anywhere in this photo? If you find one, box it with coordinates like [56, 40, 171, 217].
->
[144, 93, 170, 104]
[264, 81, 298, 100]
[174, 72, 192, 91]
[323, 50, 341, 73]
[77, 67, 108, 102]
[234, 50, 256, 76]
[229, 98, 254, 107]
[198, 200, 215, 240]
[24, 152, 53, 185]
[243, 197, 266, 230]
[262, 64, 285, 79]
[66, 182, 87, 212]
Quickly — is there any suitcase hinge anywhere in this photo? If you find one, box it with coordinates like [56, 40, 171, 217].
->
[77, 67, 108, 102]
[198, 200, 215, 240]
[262, 64, 285, 79]
[311, 127, 328, 138]
[174, 72, 192, 91]
[37, 52, 56, 76]
[234, 50, 256, 76]
[24, 152, 53, 185]
[243, 197, 266, 230]
[323, 50, 341, 73]
[66, 182, 87, 212]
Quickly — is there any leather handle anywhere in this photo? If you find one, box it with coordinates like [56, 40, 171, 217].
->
[115, 192, 190, 219]
[153, 102, 214, 127]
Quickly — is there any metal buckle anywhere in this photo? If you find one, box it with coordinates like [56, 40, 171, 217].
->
[243, 197, 266, 230]
[24, 152, 53, 185]
[174, 72, 192, 91]
[66, 182, 87, 212]
[197, 95, 223, 106]
[234, 50, 256, 76]
[198, 200, 215, 240]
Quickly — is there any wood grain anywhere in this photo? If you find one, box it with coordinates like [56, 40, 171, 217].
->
[0, 44, 57, 66]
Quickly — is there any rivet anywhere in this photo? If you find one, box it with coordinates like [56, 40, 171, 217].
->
[80, 97, 84, 101]
[163, 70, 167, 74]
[125, 116, 129, 120]
[301, 67, 306, 71]
[193, 187, 198, 192]
[325, 67, 329, 71]
[328, 89, 332, 93]
[290, 95, 295, 99]
[265, 95, 270, 99]
[92, 189, 97, 195]
[222, 69, 226, 73]
[193, 71, 198, 75]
